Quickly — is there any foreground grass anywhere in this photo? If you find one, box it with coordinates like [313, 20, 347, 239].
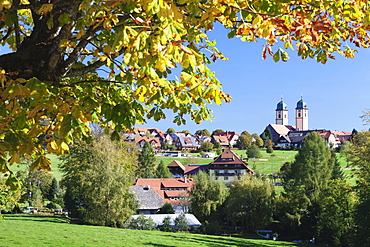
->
[0, 215, 312, 247]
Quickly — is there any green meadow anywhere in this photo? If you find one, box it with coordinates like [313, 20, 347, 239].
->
[0, 215, 312, 247]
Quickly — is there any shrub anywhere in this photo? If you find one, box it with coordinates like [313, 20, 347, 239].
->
[174, 213, 189, 232]
[158, 203, 175, 214]
[126, 215, 156, 230]
[46, 202, 62, 209]
[158, 216, 173, 232]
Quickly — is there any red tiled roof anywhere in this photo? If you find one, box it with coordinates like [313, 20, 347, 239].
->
[184, 164, 208, 175]
[135, 178, 193, 203]
[213, 131, 240, 142]
[133, 127, 163, 135]
[213, 136, 229, 145]
[164, 191, 189, 198]
[133, 137, 161, 147]
[161, 178, 194, 188]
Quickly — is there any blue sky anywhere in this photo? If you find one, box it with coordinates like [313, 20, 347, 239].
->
[1, 25, 368, 136]
[142, 26, 370, 135]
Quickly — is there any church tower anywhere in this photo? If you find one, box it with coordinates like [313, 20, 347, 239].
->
[275, 98, 288, 125]
[295, 97, 308, 130]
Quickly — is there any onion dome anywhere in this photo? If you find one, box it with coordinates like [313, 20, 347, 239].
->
[276, 100, 287, 111]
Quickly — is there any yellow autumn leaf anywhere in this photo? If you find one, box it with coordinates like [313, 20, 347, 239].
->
[60, 142, 70, 152]
[0, 1, 11, 11]
[58, 103, 70, 114]
[76, 29, 86, 39]
[0, 69, 6, 87]
[37, 4, 53, 15]
[50, 140, 58, 150]
[252, 15, 263, 27]
[8, 154, 20, 165]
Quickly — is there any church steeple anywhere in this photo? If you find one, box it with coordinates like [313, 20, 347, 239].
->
[275, 96, 288, 125]
[295, 95, 308, 130]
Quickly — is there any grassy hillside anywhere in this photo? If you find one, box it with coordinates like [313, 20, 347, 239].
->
[0, 215, 312, 247]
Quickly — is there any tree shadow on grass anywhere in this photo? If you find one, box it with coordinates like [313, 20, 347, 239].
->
[4, 214, 69, 224]
[162, 233, 309, 247]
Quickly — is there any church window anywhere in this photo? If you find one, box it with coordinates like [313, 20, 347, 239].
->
[278, 114, 281, 118]
[298, 113, 301, 117]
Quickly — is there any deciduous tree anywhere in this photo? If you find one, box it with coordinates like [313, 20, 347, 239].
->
[190, 171, 229, 222]
[236, 132, 252, 150]
[225, 175, 275, 231]
[211, 129, 225, 136]
[1, 0, 370, 189]
[166, 128, 175, 134]
[59, 135, 137, 226]
[195, 129, 211, 136]
[246, 144, 261, 158]
[199, 141, 214, 152]
[255, 137, 264, 148]
[348, 131, 370, 247]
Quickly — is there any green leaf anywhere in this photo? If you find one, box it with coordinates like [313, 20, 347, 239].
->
[273, 51, 280, 62]
[5, 174, 22, 191]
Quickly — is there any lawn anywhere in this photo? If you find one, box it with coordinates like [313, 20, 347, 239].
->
[157, 150, 297, 176]
[0, 215, 312, 247]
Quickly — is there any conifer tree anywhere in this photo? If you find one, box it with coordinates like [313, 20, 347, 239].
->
[156, 160, 172, 178]
[138, 142, 156, 178]
[260, 126, 272, 143]
[279, 132, 354, 244]
[284, 132, 333, 203]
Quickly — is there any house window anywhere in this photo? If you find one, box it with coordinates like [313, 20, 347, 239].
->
[224, 176, 228, 181]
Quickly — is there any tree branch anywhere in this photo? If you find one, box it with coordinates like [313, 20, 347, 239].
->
[66, 60, 106, 77]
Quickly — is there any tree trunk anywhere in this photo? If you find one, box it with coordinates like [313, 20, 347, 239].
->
[0, 0, 82, 82]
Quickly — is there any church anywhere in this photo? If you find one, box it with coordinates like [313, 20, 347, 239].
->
[275, 97, 308, 131]
[267, 97, 351, 148]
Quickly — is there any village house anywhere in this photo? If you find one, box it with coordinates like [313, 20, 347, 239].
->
[212, 135, 230, 148]
[130, 185, 164, 214]
[212, 131, 240, 147]
[133, 127, 163, 137]
[156, 132, 174, 146]
[133, 137, 161, 151]
[167, 160, 186, 178]
[135, 178, 194, 212]
[207, 148, 254, 182]
[174, 136, 198, 151]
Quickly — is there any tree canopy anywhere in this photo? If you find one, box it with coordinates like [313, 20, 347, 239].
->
[59, 135, 137, 226]
[1, 0, 370, 188]
[195, 129, 211, 136]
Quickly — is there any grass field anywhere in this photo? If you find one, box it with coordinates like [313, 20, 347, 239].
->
[0, 215, 312, 247]
[157, 150, 298, 176]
